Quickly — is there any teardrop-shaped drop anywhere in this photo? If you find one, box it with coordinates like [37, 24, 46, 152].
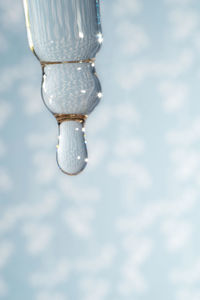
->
[57, 121, 88, 175]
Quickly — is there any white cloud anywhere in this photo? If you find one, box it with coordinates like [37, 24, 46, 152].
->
[116, 21, 149, 55]
[0, 168, 12, 191]
[113, 137, 145, 157]
[87, 139, 108, 170]
[0, 33, 8, 53]
[171, 149, 200, 182]
[113, 0, 142, 17]
[0, 140, 6, 157]
[0, 0, 24, 30]
[0, 277, 7, 297]
[166, 118, 200, 146]
[22, 223, 54, 255]
[0, 59, 39, 93]
[114, 102, 140, 123]
[75, 245, 116, 273]
[176, 288, 200, 300]
[0, 100, 12, 128]
[166, 0, 194, 4]
[166, 117, 200, 184]
[161, 219, 193, 251]
[0, 241, 13, 269]
[63, 206, 95, 238]
[36, 291, 66, 300]
[108, 160, 152, 189]
[0, 191, 59, 235]
[158, 81, 188, 113]
[80, 278, 110, 300]
[87, 105, 113, 135]
[169, 9, 199, 40]
[116, 49, 194, 89]
[118, 237, 152, 295]
[59, 180, 100, 203]
[30, 258, 70, 288]
[171, 258, 200, 285]
[19, 83, 44, 115]
[119, 268, 147, 295]
[27, 130, 56, 149]
[33, 151, 57, 184]
[117, 188, 197, 234]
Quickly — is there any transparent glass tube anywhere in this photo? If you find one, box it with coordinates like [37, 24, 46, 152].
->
[23, 0, 103, 175]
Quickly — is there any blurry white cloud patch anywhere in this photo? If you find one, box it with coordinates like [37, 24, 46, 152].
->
[33, 151, 57, 184]
[0, 32, 8, 52]
[113, 137, 145, 157]
[166, 117, 200, 185]
[0, 100, 12, 128]
[161, 219, 193, 252]
[0, 191, 59, 238]
[27, 130, 56, 150]
[0, 0, 24, 30]
[19, 83, 44, 115]
[119, 239, 152, 294]
[116, 21, 149, 55]
[80, 278, 110, 300]
[116, 49, 194, 89]
[176, 288, 200, 300]
[171, 259, 200, 300]
[0, 241, 13, 297]
[87, 105, 113, 135]
[36, 291, 66, 300]
[170, 148, 200, 182]
[0, 277, 7, 297]
[171, 258, 200, 285]
[22, 222, 54, 255]
[166, 0, 194, 5]
[75, 244, 116, 273]
[87, 139, 108, 170]
[63, 206, 95, 238]
[169, 9, 199, 40]
[0, 241, 13, 269]
[108, 160, 152, 189]
[114, 102, 140, 123]
[113, 0, 142, 17]
[30, 258, 71, 288]
[166, 118, 200, 146]
[58, 179, 100, 203]
[0, 168, 12, 192]
[158, 80, 189, 113]
[0, 140, 6, 157]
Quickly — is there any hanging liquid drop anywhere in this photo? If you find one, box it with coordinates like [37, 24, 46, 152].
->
[57, 120, 88, 175]
[23, 0, 103, 175]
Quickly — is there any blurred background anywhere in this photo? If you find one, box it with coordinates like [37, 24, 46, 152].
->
[1, 0, 200, 299]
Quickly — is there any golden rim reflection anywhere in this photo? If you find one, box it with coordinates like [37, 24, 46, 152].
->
[54, 113, 88, 124]
[41, 58, 95, 67]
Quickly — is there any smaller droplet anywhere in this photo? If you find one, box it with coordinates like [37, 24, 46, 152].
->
[57, 121, 88, 175]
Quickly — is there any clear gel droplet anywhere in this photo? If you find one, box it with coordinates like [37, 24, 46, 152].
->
[57, 121, 88, 175]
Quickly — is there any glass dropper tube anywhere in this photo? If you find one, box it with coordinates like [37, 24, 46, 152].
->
[23, 0, 103, 175]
